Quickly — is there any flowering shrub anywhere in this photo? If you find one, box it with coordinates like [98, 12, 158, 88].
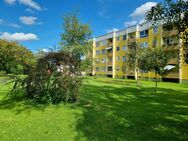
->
[13, 51, 82, 104]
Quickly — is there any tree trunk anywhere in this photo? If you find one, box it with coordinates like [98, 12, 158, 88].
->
[155, 72, 158, 94]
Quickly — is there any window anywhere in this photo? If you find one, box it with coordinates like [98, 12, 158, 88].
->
[116, 66, 120, 71]
[101, 58, 106, 63]
[153, 26, 158, 33]
[123, 46, 126, 51]
[123, 35, 127, 40]
[101, 66, 106, 72]
[153, 39, 157, 47]
[107, 67, 113, 71]
[116, 46, 120, 51]
[116, 56, 120, 61]
[122, 56, 126, 61]
[96, 67, 100, 72]
[116, 37, 120, 41]
[102, 49, 106, 54]
[96, 42, 100, 47]
[166, 38, 173, 45]
[101, 40, 107, 46]
[96, 50, 100, 55]
[140, 30, 149, 38]
[140, 42, 148, 48]
[96, 58, 100, 63]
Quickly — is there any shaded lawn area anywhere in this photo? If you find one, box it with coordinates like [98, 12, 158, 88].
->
[0, 77, 188, 141]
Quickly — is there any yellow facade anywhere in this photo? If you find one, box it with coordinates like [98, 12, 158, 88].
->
[92, 23, 188, 83]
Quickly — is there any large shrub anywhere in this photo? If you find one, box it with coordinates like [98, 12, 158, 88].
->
[13, 51, 82, 104]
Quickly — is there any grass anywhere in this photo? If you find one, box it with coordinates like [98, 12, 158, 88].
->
[0, 77, 188, 141]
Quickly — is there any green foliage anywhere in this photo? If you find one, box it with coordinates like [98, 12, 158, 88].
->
[139, 47, 168, 93]
[60, 13, 93, 73]
[146, 0, 188, 33]
[0, 39, 35, 74]
[13, 52, 82, 104]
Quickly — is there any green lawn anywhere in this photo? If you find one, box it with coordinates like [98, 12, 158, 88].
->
[0, 77, 188, 141]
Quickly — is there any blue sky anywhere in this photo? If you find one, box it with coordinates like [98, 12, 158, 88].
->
[0, 0, 163, 52]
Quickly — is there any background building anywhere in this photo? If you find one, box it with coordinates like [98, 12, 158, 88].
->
[92, 23, 188, 83]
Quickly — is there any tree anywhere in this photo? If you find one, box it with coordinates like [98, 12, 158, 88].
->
[0, 39, 35, 74]
[60, 13, 93, 74]
[146, 0, 188, 80]
[127, 43, 144, 85]
[140, 47, 168, 93]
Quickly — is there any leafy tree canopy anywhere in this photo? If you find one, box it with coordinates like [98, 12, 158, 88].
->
[146, 0, 188, 33]
[0, 39, 35, 74]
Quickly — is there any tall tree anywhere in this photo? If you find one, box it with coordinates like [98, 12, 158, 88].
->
[60, 13, 93, 73]
[146, 0, 188, 75]
[61, 13, 92, 59]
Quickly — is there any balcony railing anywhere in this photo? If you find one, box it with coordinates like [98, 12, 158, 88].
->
[163, 30, 178, 37]
[107, 52, 113, 57]
[162, 43, 179, 51]
[107, 61, 113, 66]
[168, 58, 178, 64]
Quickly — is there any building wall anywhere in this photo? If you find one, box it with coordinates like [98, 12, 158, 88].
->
[92, 23, 188, 83]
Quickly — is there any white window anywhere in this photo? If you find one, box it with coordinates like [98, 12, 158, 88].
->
[102, 49, 106, 54]
[96, 58, 100, 63]
[96, 42, 100, 47]
[116, 56, 120, 61]
[101, 66, 106, 72]
[140, 42, 148, 48]
[153, 26, 158, 33]
[140, 30, 149, 38]
[101, 40, 107, 46]
[123, 35, 127, 40]
[116, 46, 120, 51]
[102, 58, 106, 63]
[96, 67, 100, 72]
[116, 66, 120, 71]
[123, 46, 126, 51]
[96, 50, 100, 55]
[122, 56, 126, 61]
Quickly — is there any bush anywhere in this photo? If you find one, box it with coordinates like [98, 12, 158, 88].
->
[13, 51, 82, 104]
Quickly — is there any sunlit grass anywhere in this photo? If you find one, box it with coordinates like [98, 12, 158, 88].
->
[0, 77, 188, 141]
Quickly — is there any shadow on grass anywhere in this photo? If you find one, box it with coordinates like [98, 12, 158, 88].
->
[0, 89, 46, 114]
[75, 83, 188, 141]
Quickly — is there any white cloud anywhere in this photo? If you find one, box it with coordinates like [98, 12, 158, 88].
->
[4, 0, 16, 5]
[130, 2, 157, 18]
[106, 28, 119, 33]
[7, 23, 21, 28]
[19, 16, 38, 25]
[124, 20, 137, 27]
[0, 19, 21, 28]
[0, 32, 38, 41]
[4, 0, 42, 11]
[41, 48, 50, 53]
[124, 2, 157, 27]
[19, 0, 42, 11]
[26, 8, 35, 14]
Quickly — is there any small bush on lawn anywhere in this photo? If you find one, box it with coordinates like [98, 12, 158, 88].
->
[13, 51, 82, 104]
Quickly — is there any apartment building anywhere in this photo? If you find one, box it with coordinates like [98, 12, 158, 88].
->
[92, 22, 188, 83]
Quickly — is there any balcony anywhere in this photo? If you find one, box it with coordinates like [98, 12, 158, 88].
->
[162, 43, 179, 51]
[107, 52, 113, 57]
[107, 71, 113, 75]
[107, 61, 113, 66]
[163, 30, 178, 37]
[168, 58, 178, 64]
